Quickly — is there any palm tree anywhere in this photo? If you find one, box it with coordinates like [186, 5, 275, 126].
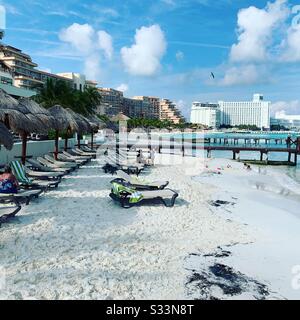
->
[35, 80, 101, 116]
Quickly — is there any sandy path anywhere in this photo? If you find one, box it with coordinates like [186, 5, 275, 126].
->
[0, 156, 251, 300]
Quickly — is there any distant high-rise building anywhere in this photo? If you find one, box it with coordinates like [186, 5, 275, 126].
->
[159, 99, 185, 124]
[218, 94, 270, 129]
[97, 88, 124, 116]
[190, 102, 221, 128]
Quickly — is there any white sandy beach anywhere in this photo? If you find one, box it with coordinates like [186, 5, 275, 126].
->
[0, 154, 300, 300]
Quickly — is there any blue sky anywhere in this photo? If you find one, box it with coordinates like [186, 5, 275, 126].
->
[1, 0, 300, 118]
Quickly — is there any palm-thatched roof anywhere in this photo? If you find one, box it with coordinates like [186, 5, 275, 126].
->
[87, 115, 106, 131]
[66, 109, 91, 134]
[0, 89, 39, 133]
[0, 122, 14, 150]
[19, 98, 56, 132]
[111, 112, 130, 122]
[48, 105, 79, 132]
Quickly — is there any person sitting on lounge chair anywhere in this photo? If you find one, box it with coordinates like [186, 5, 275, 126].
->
[0, 165, 19, 194]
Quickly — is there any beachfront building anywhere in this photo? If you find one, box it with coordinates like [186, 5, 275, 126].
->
[190, 102, 221, 128]
[0, 60, 36, 98]
[95, 89, 184, 123]
[0, 44, 97, 97]
[132, 96, 159, 119]
[0, 45, 74, 92]
[124, 97, 153, 119]
[56, 73, 98, 92]
[271, 111, 300, 130]
[159, 99, 184, 124]
[96, 88, 124, 116]
[218, 94, 271, 130]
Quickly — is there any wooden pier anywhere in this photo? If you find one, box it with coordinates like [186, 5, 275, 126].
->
[93, 136, 300, 166]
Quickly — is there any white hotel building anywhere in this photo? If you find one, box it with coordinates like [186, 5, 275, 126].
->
[190, 102, 221, 128]
[218, 94, 271, 130]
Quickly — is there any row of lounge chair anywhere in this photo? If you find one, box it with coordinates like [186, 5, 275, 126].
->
[0, 146, 96, 227]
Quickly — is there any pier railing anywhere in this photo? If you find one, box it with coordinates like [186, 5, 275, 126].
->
[93, 135, 300, 166]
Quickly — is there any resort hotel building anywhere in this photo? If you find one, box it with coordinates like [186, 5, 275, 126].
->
[0, 44, 97, 98]
[219, 94, 271, 130]
[96, 89, 184, 124]
[190, 102, 221, 128]
[191, 94, 271, 130]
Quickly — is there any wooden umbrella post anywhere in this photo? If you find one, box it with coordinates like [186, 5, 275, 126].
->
[77, 133, 81, 149]
[21, 131, 27, 165]
[64, 128, 70, 151]
[54, 130, 59, 160]
[64, 135, 68, 151]
[91, 130, 94, 150]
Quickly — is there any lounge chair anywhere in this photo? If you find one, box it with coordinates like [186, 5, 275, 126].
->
[109, 181, 178, 208]
[24, 167, 62, 181]
[73, 148, 96, 158]
[25, 162, 64, 179]
[112, 170, 169, 190]
[59, 153, 88, 165]
[0, 189, 43, 206]
[44, 155, 78, 170]
[103, 153, 145, 175]
[36, 158, 72, 174]
[0, 188, 44, 225]
[27, 159, 70, 175]
[103, 162, 143, 176]
[82, 146, 96, 153]
[10, 161, 60, 190]
[0, 196, 21, 225]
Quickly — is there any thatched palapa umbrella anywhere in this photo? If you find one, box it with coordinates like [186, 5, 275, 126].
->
[0, 89, 48, 164]
[48, 105, 78, 160]
[66, 109, 91, 149]
[0, 122, 14, 151]
[19, 97, 56, 163]
[87, 115, 106, 149]
[111, 112, 130, 122]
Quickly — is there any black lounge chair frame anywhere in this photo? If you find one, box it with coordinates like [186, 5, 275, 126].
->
[109, 189, 179, 209]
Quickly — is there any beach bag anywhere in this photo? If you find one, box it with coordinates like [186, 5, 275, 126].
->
[0, 179, 18, 194]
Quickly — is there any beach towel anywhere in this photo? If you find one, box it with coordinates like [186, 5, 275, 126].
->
[112, 182, 143, 204]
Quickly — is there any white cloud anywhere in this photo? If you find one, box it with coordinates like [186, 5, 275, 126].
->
[271, 100, 300, 116]
[101, 8, 119, 17]
[59, 23, 95, 55]
[176, 51, 184, 61]
[220, 64, 265, 86]
[281, 24, 300, 61]
[116, 83, 129, 92]
[98, 30, 113, 60]
[230, 0, 289, 62]
[59, 23, 114, 80]
[121, 24, 167, 76]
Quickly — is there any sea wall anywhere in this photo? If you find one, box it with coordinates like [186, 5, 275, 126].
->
[0, 138, 77, 164]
